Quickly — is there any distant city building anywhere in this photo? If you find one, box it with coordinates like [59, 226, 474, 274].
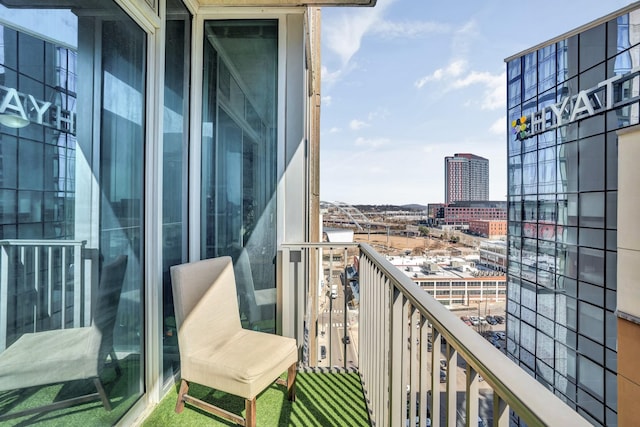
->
[443, 201, 506, 226]
[478, 240, 507, 272]
[389, 255, 506, 306]
[426, 203, 446, 223]
[444, 153, 489, 204]
[468, 220, 507, 238]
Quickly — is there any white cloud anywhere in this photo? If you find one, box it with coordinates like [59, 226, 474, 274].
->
[329, 127, 341, 134]
[415, 59, 467, 88]
[451, 20, 478, 57]
[350, 119, 368, 130]
[451, 70, 505, 110]
[321, 65, 344, 85]
[323, 1, 395, 67]
[373, 20, 451, 38]
[354, 136, 389, 148]
[367, 108, 390, 122]
[489, 116, 506, 135]
[416, 59, 505, 110]
[322, 95, 332, 107]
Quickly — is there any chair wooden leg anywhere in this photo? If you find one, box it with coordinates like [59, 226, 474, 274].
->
[175, 379, 189, 413]
[287, 363, 297, 402]
[94, 378, 112, 411]
[245, 397, 256, 427]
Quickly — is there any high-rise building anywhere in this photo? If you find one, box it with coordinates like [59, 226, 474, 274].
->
[505, 4, 640, 425]
[444, 153, 489, 204]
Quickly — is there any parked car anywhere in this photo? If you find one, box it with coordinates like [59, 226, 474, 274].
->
[343, 335, 351, 344]
[440, 359, 447, 371]
[320, 345, 327, 359]
[439, 370, 446, 383]
[496, 332, 506, 340]
[494, 315, 505, 324]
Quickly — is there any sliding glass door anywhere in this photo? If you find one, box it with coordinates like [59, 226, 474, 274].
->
[201, 20, 278, 332]
[0, 2, 145, 423]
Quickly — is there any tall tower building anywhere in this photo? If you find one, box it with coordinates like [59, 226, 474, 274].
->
[505, 4, 640, 425]
[444, 153, 489, 204]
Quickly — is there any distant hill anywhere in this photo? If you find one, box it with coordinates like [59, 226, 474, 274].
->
[354, 204, 427, 212]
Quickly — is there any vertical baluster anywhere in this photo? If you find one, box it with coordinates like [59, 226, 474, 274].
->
[61, 247, 67, 328]
[445, 343, 457, 427]
[390, 287, 404, 426]
[493, 393, 509, 427]
[47, 246, 53, 317]
[19, 246, 26, 333]
[378, 265, 386, 426]
[382, 267, 390, 426]
[466, 364, 480, 427]
[78, 242, 89, 326]
[409, 307, 418, 427]
[419, 314, 429, 427]
[431, 330, 441, 427]
[73, 244, 81, 327]
[343, 246, 348, 371]
[32, 246, 40, 332]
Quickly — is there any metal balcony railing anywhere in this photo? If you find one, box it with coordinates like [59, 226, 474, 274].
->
[280, 242, 591, 427]
[0, 239, 93, 351]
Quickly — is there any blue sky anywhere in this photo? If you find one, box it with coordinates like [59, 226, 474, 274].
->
[320, 0, 637, 206]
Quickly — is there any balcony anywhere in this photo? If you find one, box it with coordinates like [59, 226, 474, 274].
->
[0, 240, 593, 426]
[276, 242, 591, 427]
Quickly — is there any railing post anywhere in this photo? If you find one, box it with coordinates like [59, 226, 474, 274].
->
[466, 364, 479, 427]
[419, 315, 429, 427]
[78, 241, 89, 326]
[279, 247, 291, 338]
[32, 246, 40, 332]
[390, 286, 404, 427]
[445, 343, 457, 427]
[61, 247, 67, 328]
[431, 329, 441, 427]
[47, 247, 53, 318]
[493, 394, 509, 427]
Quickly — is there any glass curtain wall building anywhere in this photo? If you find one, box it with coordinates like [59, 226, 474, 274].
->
[506, 5, 640, 426]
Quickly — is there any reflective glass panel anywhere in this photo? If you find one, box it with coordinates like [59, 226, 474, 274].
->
[0, 3, 145, 423]
[201, 20, 278, 332]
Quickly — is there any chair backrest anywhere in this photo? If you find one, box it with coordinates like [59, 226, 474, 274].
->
[233, 247, 260, 324]
[94, 254, 128, 363]
[170, 256, 242, 358]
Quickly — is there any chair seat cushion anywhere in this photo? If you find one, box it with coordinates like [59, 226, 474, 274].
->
[0, 327, 102, 392]
[182, 329, 297, 399]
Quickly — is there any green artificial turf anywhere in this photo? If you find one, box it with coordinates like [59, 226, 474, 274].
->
[0, 355, 141, 426]
[143, 372, 371, 427]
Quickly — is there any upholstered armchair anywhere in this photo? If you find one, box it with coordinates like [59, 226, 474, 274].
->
[170, 256, 297, 427]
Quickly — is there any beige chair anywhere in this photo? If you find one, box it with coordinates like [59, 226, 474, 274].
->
[0, 255, 128, 421]
[170, 256, 297, 427]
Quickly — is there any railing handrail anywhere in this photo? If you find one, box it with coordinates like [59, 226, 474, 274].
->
[280, 242, 359, 249]
[358, 242, 590, 427]
[0, 239, 87, 247]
